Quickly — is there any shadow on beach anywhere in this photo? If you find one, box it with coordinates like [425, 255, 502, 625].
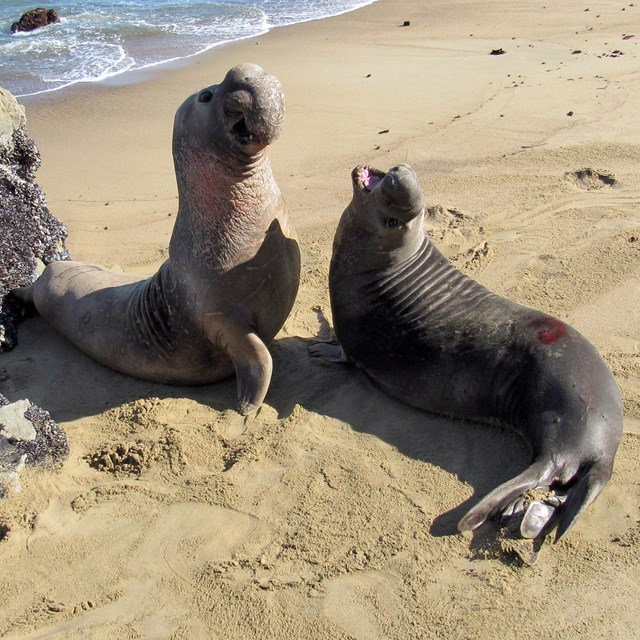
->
[1, 323, 531, 539]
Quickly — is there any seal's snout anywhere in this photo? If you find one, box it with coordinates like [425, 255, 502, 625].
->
[376, 164, 425, 222]
[222, 64, 285, 152]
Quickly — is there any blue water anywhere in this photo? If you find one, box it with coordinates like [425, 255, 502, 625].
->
[0, 0, 377, 97]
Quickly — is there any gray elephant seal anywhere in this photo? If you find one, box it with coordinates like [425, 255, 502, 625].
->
[14, 64, 300, 415]
[321, 163, 623, 540]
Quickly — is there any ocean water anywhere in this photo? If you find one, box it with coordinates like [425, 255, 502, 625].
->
[0, 0, 377, 97]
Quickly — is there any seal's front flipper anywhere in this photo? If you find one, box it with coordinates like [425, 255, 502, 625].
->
[214, 320, 273, 415]
[308, 339, 349, 365]
[231, 332, 273, 415]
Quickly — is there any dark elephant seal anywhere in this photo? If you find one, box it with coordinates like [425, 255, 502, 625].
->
[319, 163, 623, 540]
[14, 64, 300, 415]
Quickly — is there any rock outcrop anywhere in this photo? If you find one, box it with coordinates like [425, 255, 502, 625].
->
[0, 397, 69, 497]
[0, 86, 69, 353]
[0, 87, 70, 495]
[11, 8, 60, 34]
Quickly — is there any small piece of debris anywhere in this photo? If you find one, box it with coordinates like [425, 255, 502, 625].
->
[378, 129, 389, 134]
[401, 20, 411, 27]
[490, 48, 506, 55]
[622, 34, 635, 39]
[567, 111, 574, 116]
[628, 236, 637, 243]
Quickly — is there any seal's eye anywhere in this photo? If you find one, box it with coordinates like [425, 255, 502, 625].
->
[198, 90, 213, 103]
[385, 218, 400, 228]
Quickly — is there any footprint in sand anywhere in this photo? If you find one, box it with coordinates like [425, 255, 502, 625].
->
[565, 167, 618, 190]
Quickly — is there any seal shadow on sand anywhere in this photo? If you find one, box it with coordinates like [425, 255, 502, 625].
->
[270, 334, 533, 541]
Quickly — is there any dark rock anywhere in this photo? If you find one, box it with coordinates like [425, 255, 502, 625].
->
[0, 89, 70, 497]
[11, 8, 60, 34]
[0, 87, 70, 352]
[490, 48, 506, 55]
[0, 393, 69, 495]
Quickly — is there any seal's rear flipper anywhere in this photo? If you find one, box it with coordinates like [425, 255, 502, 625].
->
[457, 460, 553, 533]
[554, 461, 610, 541]
[10, 285, 35, 306]
[216, 321, 273, 415]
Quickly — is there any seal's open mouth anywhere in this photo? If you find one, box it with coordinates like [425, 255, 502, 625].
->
[231, 114, 259, 146]
[354, 165, 385, 192]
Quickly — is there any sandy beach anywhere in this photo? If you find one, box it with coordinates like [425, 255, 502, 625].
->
[1, 0, 639, 637]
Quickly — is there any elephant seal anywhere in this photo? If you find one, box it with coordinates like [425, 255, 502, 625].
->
[14, 64, 300, 415]
[319, 163, 623, 541]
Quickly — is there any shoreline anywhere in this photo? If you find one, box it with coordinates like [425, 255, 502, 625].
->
[7, 0, 381, 100]
[1, 0, 639, 637]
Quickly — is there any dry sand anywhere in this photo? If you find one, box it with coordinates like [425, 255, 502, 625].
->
[1, 0, 639, 637]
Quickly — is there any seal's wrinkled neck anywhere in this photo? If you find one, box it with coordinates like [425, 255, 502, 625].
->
[168, 64, 286, 271]
[170, 146, 281, 271]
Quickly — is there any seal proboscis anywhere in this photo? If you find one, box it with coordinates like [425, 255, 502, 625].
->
[318, 163, 623, 541]
[14, 64, 300, 415]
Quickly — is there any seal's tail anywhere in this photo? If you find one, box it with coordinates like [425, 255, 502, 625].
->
[457, 458, 612, 541]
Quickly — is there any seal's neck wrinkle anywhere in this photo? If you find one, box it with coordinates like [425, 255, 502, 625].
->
[170, 146, 279, 271]
[365, 236, 495, 323]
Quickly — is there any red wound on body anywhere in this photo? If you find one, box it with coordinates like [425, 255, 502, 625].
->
[530, 317, 566, 345]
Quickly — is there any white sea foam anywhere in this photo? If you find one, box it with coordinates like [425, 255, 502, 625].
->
[0, 0, 378, 97]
